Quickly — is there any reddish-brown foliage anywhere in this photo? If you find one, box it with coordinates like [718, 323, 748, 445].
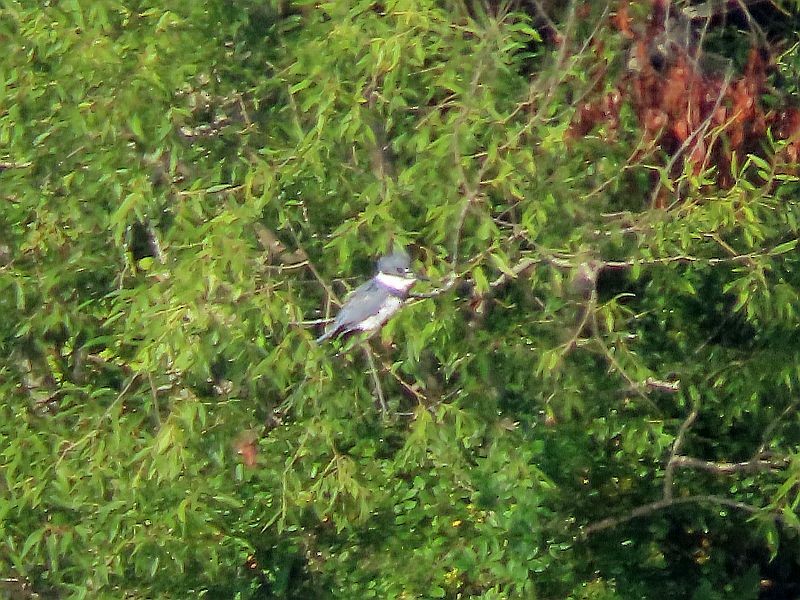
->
[233, 429, 260, 468]
[568, 0, 800, 192]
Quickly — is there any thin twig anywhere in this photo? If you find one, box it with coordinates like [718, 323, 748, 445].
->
[289, 222, 394, 414]
[582, 133, 659, 202]
[408, 282, 458, 299]
[450, 62, 490, 269]
[523, 0, 561, 41]
[603, 249, 778, 269]
[410, 253, 564, 299]
[590, 309, 661, 413]
[291, 317, 334, 326]
[489, 257, 541, 288]
[528, 2, 584, 124]
[376, 355, 428, 405]
[284, 222, 339, 305]
[655, 69, 733, 209]
[176, 184, 243, 197]
[556, 290, 597, 368]
[664, 404, 699, 500]
[147, 372, 162, 429]
[55, 373, 142, 469]
[264, 429, 310, 532]
[757, 396, 800, 455]
[362, 344, 387, 413]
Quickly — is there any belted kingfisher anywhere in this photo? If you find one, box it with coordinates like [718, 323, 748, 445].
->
[315, 250, 419, 343]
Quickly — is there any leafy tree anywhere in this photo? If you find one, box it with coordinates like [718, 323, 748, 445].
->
[2, 0, 800, 598]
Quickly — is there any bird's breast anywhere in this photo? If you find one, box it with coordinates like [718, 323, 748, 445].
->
[357, 296, 405, 331]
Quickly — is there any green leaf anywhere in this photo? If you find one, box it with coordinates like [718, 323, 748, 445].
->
[21, 528, 45, 559]
[473, 266, 489, 294]
[129, 114, 144, 139]
[769, 239, 798, 255]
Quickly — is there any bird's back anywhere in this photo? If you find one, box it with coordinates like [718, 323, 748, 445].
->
[316, 279, 393, 342]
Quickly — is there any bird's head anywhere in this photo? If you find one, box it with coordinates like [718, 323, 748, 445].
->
[375, 250, 418, 292]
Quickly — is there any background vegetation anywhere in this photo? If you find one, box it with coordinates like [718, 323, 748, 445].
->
[2, 0, 800, 597]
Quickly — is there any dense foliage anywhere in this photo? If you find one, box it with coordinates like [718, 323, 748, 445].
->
[3, 1, 800, 598]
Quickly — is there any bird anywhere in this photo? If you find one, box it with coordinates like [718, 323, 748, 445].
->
[315, 250, 419, 343]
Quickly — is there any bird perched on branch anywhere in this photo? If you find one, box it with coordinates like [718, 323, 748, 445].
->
[315, 249, 419, 343]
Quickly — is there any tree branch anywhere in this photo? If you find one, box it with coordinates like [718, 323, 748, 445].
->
[415, 239, 789, 302]
[643, 378, 681, 393]
[669, 455, 789, 475]
[580, 494, 797, 538]
[0, 160, 32, 170]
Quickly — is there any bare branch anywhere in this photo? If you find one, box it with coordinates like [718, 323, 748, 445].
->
[644, 378, 681, 393]
[411, 253, 568, 299]
[0, 160, 32, 170]
[669, 455, 790, 475]
[489, 257, 541, 288]
[581, 494, 798, 538]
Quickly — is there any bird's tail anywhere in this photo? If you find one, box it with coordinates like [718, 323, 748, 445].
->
[315, 328, 335, 344]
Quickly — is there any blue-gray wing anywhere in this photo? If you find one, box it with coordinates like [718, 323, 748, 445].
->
[316, 281, 390, 342]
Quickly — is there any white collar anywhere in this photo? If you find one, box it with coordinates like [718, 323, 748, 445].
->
[375, 272, 416, 292]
